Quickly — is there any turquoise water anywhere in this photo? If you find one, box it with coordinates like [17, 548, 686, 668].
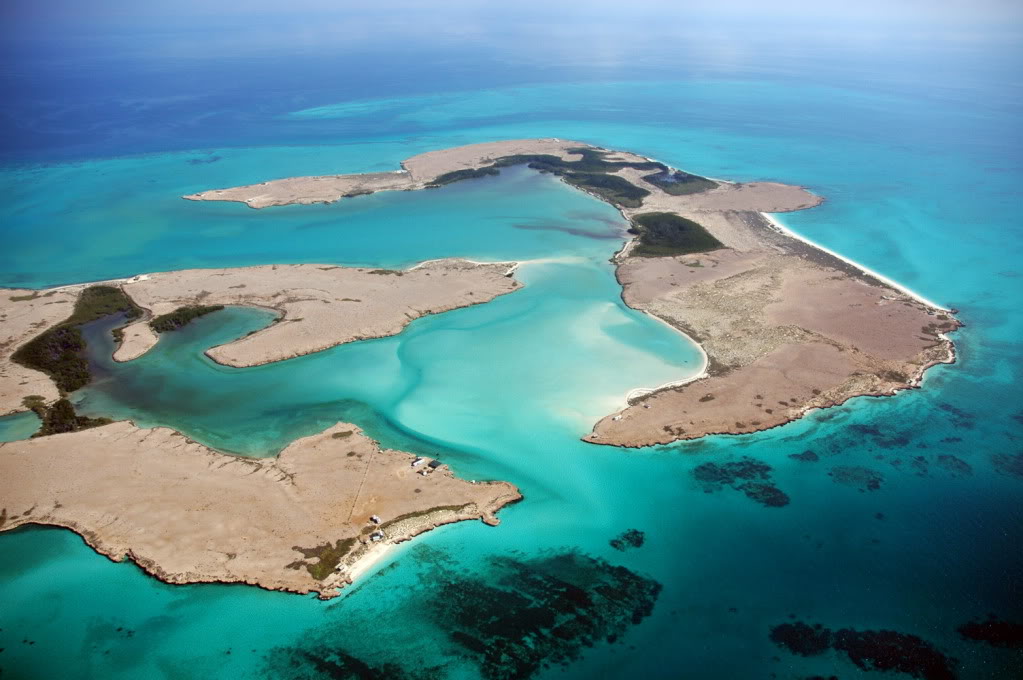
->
[0, 411, 39, 442]
[2, 64, 1022, 680]
[70, 169, 700, 456]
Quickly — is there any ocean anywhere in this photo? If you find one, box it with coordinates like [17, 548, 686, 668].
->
[1, 10, 1021, 679]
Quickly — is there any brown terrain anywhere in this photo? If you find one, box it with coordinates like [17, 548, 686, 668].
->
[0, 421, 520, 598]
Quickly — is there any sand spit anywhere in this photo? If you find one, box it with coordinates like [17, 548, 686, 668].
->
[181, 138, 960, 446]
[111, 258, 520, 367]
[0, 421, 520, 598]
[183, 138, 587, 209]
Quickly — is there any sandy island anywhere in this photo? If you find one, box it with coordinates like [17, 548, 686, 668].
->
[184, 138, 961, 447]
[0, 421, 520, 598]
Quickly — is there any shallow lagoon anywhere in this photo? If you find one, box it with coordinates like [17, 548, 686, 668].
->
[1, 76, 1022, 679]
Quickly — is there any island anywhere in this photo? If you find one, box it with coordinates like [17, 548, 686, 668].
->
[184, 138, 961, 446]
[0, 421, 520, 598]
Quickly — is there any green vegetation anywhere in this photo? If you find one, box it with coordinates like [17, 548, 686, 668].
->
[290, 538, 358, 581]
[11, 286, 141, 394]
[22, 395, 47, 409]
[377, 504, 468, 533]
[63, 286, 142, 326]
[149, 305, 225, 333]
[493, 147, 666, 175]
[425, 147, 666, 208]
[331, 430, 353, 439]
[29, 398, 111, 437]
[642, 169, 718, 195]
[427, 166, 500, 187]
[629, 212, 724, 257]
[563, 172, 649, 207]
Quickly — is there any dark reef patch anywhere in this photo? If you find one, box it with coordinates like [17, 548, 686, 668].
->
[770, 622, 832, 656]
[271, 648, 442, 680]
[957, 615, 1023, 648]
[770, 620, 958, 680]
[848, 423, 912, 449]
[609, 529, 645, 551]
[512, 221, 620, 240]
[186, 154, 222, 165]
[430, 552, 661, 679]
[264, 549, 661, 680]
[789, 450, 819, 463]
[828, 466, 883, 491]
[937, 403, 975, 429]
[991, 451, 1023, 480]
[935, 455, 972, 477]
[692, 457, 791, 507]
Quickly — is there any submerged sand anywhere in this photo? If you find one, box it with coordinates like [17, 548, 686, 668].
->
[0, 421, 520, 598]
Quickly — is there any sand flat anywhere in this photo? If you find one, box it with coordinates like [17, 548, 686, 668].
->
[0, 421, 520, 598]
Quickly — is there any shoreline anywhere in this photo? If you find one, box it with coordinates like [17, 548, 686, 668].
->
[621, 310, 709, 404]
[759, 212, 950, 312]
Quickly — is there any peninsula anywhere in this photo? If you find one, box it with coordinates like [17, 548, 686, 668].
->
[184, 138, 961, 446]
[0, 421, 520, 598]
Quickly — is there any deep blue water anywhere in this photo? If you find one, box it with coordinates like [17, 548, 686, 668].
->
[1, 7, 1022, 680]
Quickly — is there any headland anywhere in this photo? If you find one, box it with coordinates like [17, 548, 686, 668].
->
[0, 421, 520, 598]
